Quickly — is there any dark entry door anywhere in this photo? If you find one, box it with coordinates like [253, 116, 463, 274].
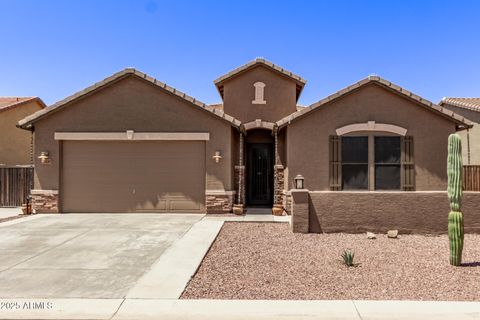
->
[247, 143, 273, 206]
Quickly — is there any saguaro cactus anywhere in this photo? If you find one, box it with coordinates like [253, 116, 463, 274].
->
[447, 133, 464, 266]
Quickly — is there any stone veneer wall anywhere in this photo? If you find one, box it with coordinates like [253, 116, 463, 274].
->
[292, 191, 480, 234]
[234, 165, 245, 205]
[284, 191, 292, 214]
[31, 190, 59, 213]
[206, 191, 236, 214]
[274, 165, 285, 206]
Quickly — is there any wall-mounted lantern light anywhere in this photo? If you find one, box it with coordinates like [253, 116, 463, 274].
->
[294, 174, 305, 189]
[212, 151, 222, 163]
[38, 151, 50, 164]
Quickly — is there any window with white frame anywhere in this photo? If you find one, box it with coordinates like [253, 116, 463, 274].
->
[252, 82, 266, 104]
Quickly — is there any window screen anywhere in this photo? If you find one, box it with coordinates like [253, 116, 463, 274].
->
[342, 137, 368, 190]
[375, 136, 401, 190]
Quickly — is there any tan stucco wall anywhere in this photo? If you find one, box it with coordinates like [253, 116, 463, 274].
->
[441, 103, 480, 165]
[33, 75, 234, 193]
[0, 101, 42, 165]
[285, 83, 457, 191]
[222, 66, 297, 123]
[307, 191, 480, 234]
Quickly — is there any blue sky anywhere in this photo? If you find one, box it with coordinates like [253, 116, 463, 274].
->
[1, 0, 479, 106]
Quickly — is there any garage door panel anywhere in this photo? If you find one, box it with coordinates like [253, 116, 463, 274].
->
[62, 141, 205, 213]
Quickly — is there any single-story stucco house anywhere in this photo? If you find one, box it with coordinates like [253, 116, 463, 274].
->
[440, 98, 480, 165]
[0, 97, 45, 166]
[18, 59, 480, 232]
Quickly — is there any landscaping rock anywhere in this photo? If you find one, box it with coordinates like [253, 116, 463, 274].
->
[387, 230, 399, 238]
[366, 232, 376, 239]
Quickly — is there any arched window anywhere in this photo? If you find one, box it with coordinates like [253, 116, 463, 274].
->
[252, 82, 266, 104]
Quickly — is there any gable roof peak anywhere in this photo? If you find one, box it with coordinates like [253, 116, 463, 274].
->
[0, 97, 46, 113]
[214, 58, 306, 85]
[214, 58, 306, 100]
[18, 68, 241, 130]
[276, 76, 472, 129]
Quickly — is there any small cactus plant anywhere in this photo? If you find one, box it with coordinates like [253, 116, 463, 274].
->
[447, 134, 464, 266]
[341, 249, 357, 267]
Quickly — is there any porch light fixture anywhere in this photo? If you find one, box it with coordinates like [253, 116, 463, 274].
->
[294, 174, 305, 189]
[213, 151, 222, 163]
[38, 152, 50, 164]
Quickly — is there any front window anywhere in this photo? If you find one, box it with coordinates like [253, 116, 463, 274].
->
[342, 137, 368, 190]
[374, 136, 401, 190]
[341, 135, 401, 190]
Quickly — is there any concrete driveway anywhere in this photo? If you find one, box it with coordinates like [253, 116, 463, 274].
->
[0, 214, 204, 298]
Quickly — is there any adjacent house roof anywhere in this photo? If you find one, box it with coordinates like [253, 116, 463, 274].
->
[0, 97, 46, 113]
[18, 68, 242, 130]
[439, 97, 480, 112]
[276, 75, 473, 129]
[214, 58, 306, 100]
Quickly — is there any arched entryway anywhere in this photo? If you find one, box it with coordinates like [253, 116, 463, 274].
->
[245, 129, 274, 207]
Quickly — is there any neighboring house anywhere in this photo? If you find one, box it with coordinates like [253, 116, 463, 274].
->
[0, 97, 45, 166]
[18, 59, 472, 224]
[439, 98, 480, 165]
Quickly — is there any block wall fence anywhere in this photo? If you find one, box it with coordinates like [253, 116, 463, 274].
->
[290, 190, 480, 234]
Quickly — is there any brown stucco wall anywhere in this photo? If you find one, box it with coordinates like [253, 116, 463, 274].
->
[307, 191, 480, 234]
[441, 103, 480, 165]
[222, 66, 297, 123]
[0, 101, 42, 165]
[32, 75, 234, 196]
[285, 83, 457, 191]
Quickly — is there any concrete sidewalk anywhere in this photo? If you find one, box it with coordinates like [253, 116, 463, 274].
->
[0, 299, 479, 320]
[0, 207, 22, 219]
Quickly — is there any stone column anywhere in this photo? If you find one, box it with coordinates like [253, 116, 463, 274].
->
[273, 129, 285, 215]
[233, 132, 245, 215]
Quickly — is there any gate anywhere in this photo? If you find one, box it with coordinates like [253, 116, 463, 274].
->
[0, 166, 34, 207]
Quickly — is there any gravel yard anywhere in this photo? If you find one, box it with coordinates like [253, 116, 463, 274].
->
[181, 222, 480, 301]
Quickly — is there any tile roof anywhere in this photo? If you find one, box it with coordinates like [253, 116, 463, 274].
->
[276, 76, 473, 129]
[0, 97, 45, 113]
[440, 97, 480, 112]
[214, 58, 306, 86]
[214, 58, 306, 100]
[206, 103, 224, 112]
[18, 69, 242, 129]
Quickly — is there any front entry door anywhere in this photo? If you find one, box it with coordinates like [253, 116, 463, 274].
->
[247, 143, 273, 206]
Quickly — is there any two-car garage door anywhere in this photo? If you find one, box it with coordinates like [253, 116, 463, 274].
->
[61, 141, 205, 213]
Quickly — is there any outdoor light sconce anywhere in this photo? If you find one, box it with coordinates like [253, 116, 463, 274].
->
[212, 151, 222, 163]
[294, 174, 305, 189]
[38, 151, 50, 164]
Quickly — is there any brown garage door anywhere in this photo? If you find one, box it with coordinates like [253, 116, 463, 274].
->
[61, 140, 205, 213]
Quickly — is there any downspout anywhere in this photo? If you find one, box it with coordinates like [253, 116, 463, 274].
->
[467, 128, 471, 165]
[237, 131, 244, 205]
